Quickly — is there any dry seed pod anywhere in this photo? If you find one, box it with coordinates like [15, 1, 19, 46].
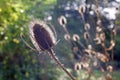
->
[29, 20, 56, 51]
[84, 32, 90, 40]
[84, 23, 90, 30]
[58, 16, 67, 27]
[105, 74, 112, 80]
[95, 8, 99, 16]
[97, 19, 102, 26]
[78, 5, 86, 14]
[100, 33, 106, 42]
[72, 34, 80, 41]
[64, 34, 71, 41]
[97, 52, 108, 62]
[112, 29, 117, 37]
[96, 26, 102, 32]
[73, 47, 79, 53]
[74, 63, 82, 71]
[107, 40, 115, 51]
[107, 65, 113, 73]
[88, 44, 92, 50]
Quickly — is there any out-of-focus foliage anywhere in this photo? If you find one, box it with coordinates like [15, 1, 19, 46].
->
[0, 0, 59, 80]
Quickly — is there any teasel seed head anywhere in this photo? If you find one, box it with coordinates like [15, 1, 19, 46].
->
[96, 52, 108, 63]
[112, 29, 117, 37]
[58, 16, 67, 27]
[73, 47, 79, 53]
[78, 5, 86, 14]
[105, 74, 112, 80]
[84, 32, 90, 40]
[95, 8, 99, 17]
[96, 26, 102, 32]
[84, 23, 90, 31]
[64, 34, 71, 41]
[72, 34, 80, 41]
[107, 65, 113, 73]
[100, 33, 106, 42]
[107, 40, 115, 51]
[74, 63, 82, 71]
[97, 19, 102, 26]
[29, 19, 56, 51]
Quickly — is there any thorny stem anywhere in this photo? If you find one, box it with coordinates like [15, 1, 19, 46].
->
[48, 49, 76, 80]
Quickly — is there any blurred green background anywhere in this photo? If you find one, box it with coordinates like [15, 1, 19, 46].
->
[0, 0, 120, 80]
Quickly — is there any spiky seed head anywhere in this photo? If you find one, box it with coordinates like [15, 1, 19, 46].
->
[95, 8, 99, 16]
[107, 65, 113, 73]
[72, 34, 80, 41]
[58, 16, 67, 27]
[74, 63, 82, 71]
[84, 23, 90, 30]
[97, 19, 102, 26]
[64, 34, 71, 41]
[112, 29, 116, 36]
[78, 5, 86, 14]
[84, 32, 89, 40]
[96, 26, 102, 32]
[73, 47, 79, 53]
[105, 74, 112, 80]
[100, 33, 106, 42]
[29, 19, 56, 51]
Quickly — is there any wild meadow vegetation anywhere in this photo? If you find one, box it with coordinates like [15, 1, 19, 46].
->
[0, 0, 120, 80]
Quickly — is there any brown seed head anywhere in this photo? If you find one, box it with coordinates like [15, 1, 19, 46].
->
[64, 34, 71, 41]
[58, 16, 67, 27]
[78, 5, 86, 14]
[72, 34, 80, 41]
[74, 63, 82, 71]
[29, 20, 56, 51]
[84, 23, 90, 30]
[84, 32, 90, 40]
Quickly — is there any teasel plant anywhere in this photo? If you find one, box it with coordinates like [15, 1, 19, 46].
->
[21, 19, 75, 80]
[58, 0, 118, 80]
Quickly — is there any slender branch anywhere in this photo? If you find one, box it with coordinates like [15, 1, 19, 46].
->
[48, 49, 76, 80]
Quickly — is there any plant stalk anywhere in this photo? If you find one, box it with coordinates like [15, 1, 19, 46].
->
[48, 49, 75, 80]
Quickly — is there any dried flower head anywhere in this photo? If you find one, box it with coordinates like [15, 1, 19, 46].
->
[105, 73, 112, 80]
[84, 23, 90, 30]
[97, 19, 102, 26]
[100, 33, 106, 42]
[88, 44, 92, 50]
[112, 29, 117, 37]
[58, 16, 67, 27]
[64, 34, 71, 41]
[29, 19, 56, 51]
[84, 32, 90, 40]
[96, 26, 102, 32]
[78, 5, 86, 14]
[107, 65, 113, 73]
[107, 40, 115, 51]
[72, 34, 80, 41]
[96, 52, 108, 62]
[73, 47, 79, 53]
[95, 8, 99, 16]
[74, 63, 82, 71]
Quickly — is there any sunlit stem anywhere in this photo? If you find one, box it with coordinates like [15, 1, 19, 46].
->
[48, 49, 76, 80]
